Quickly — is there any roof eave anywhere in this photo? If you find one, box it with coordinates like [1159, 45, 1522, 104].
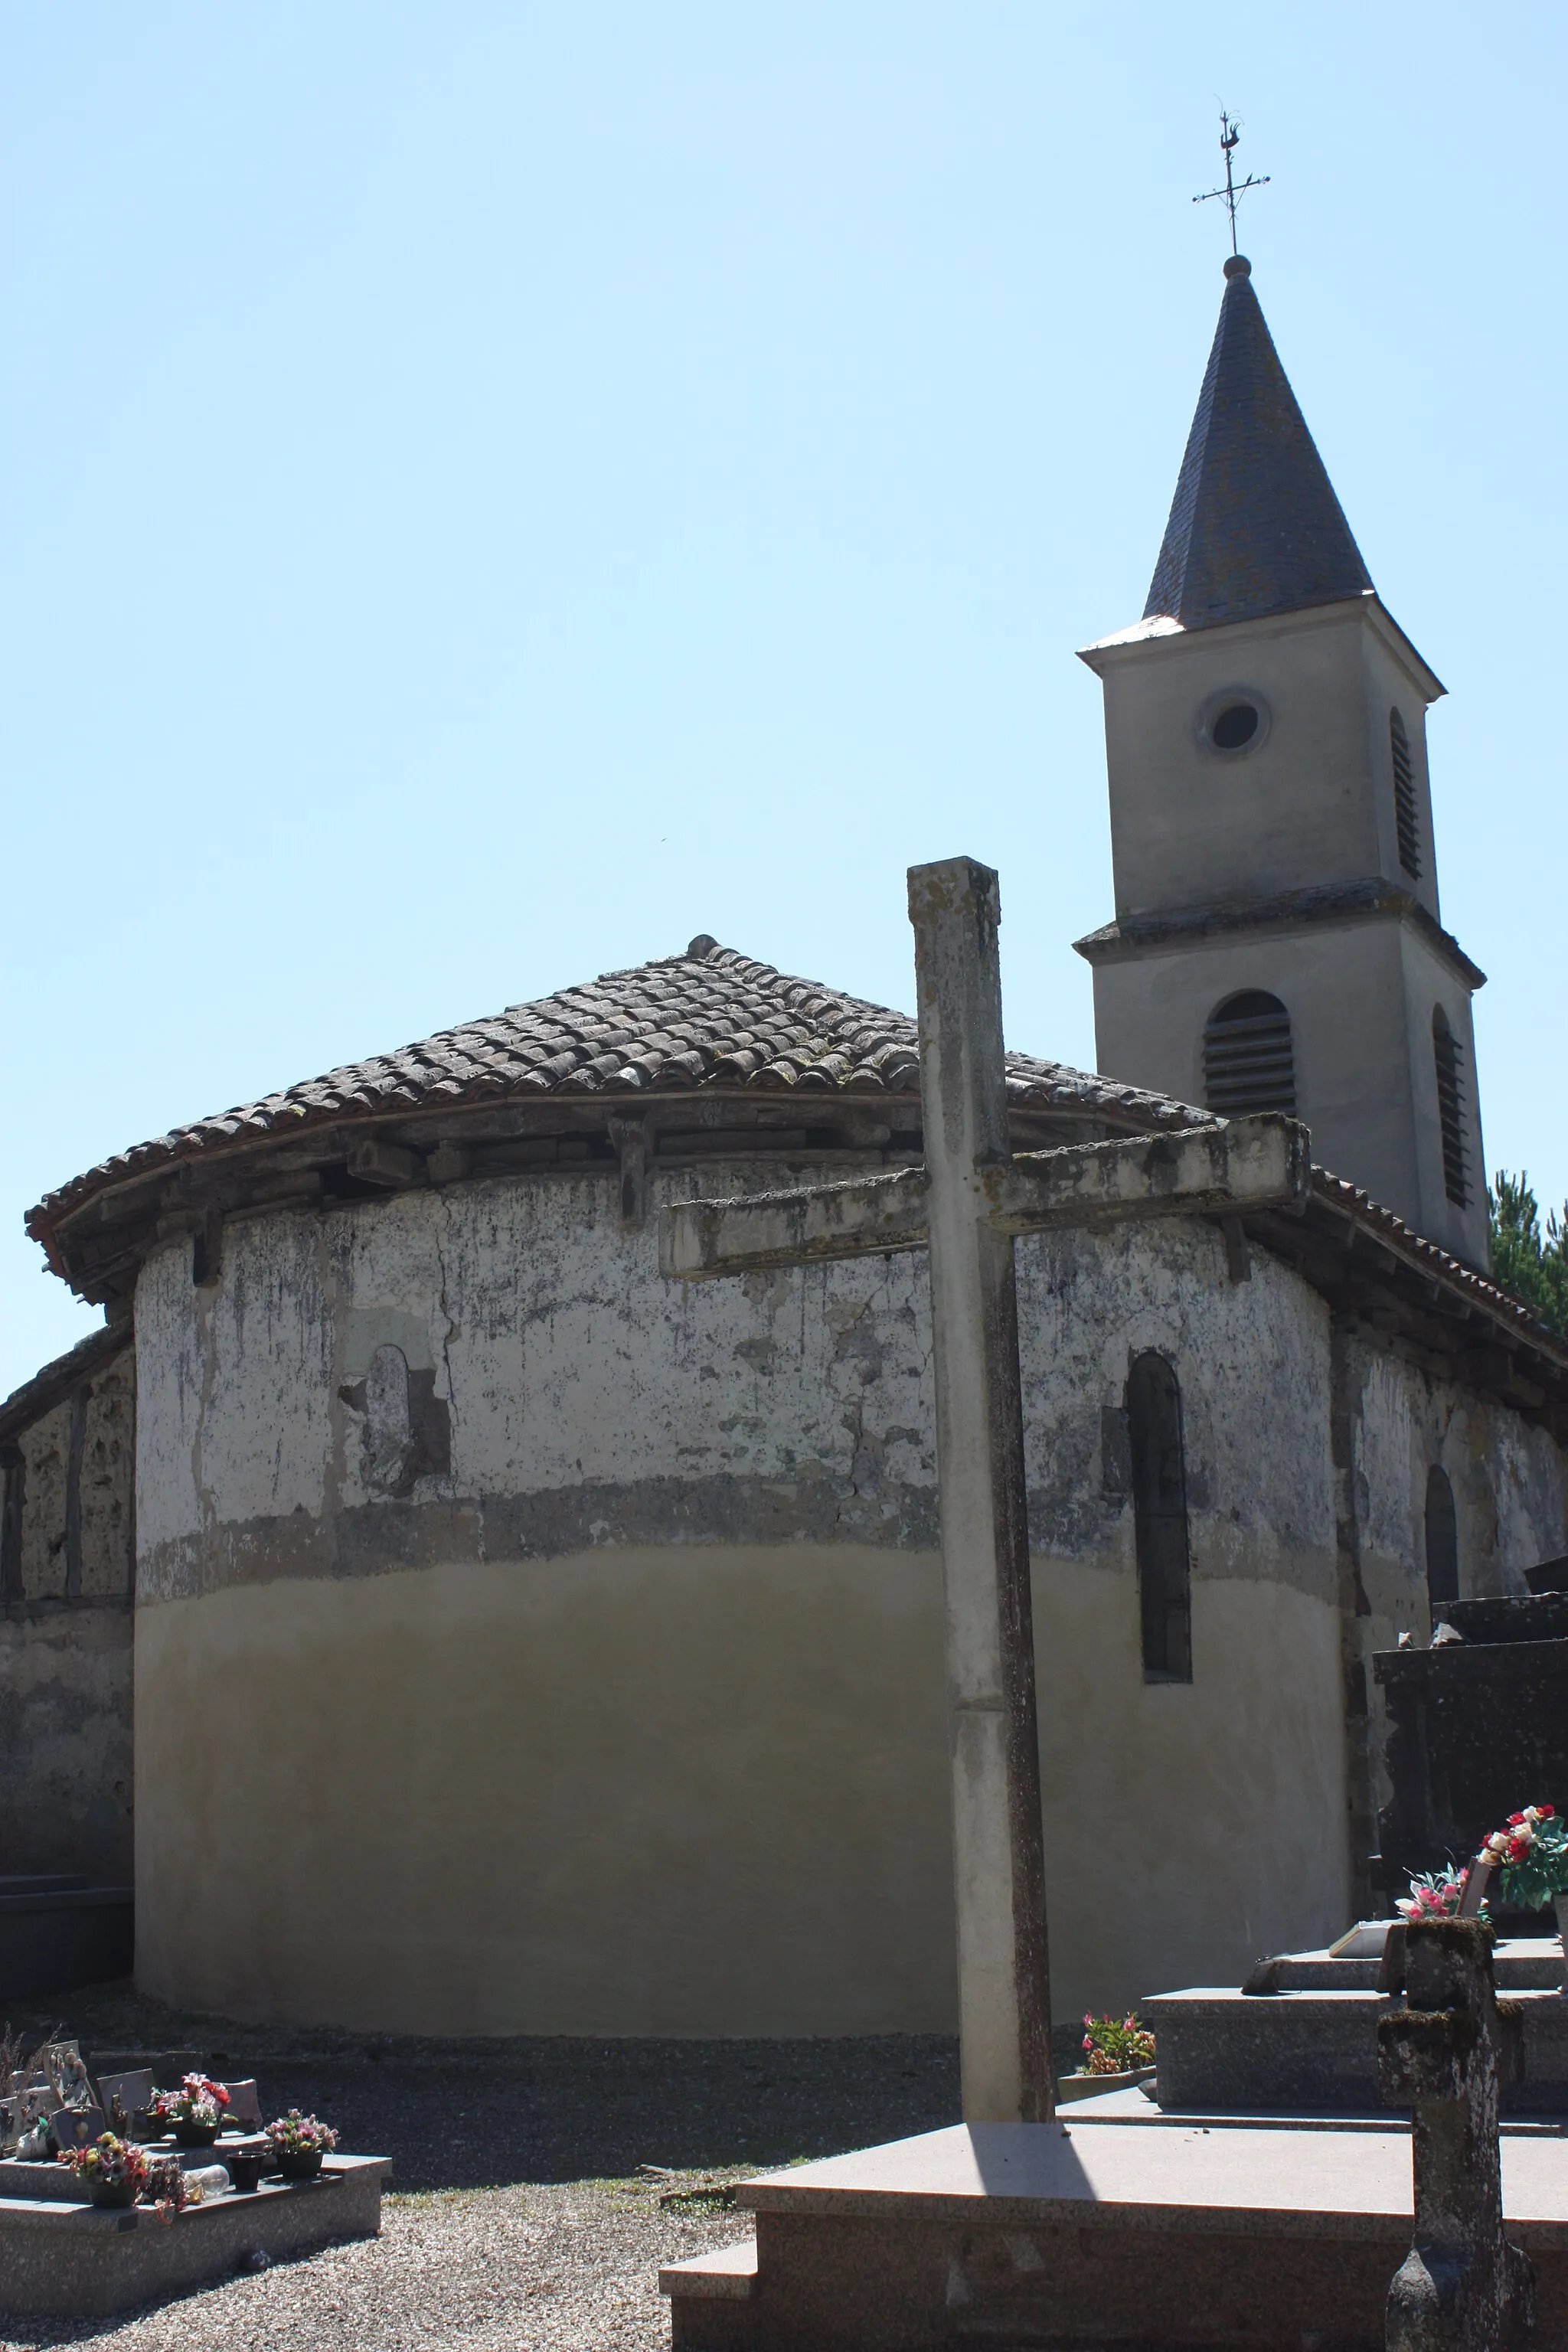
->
[1076, 591, 1446, 701]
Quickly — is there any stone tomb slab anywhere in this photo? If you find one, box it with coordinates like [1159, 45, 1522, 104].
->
[1144, 1982, 1568, 2113]
[0, 2154, 391, 2318]
[1246, 1936, 1564, 1995]
[660, 2118, 1568, 2352]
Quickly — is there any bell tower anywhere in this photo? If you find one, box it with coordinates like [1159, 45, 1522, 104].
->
[1076, 254, 1489, 1267]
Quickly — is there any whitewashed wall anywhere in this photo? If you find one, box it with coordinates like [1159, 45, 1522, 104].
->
[127, 1159, 1442, 2035]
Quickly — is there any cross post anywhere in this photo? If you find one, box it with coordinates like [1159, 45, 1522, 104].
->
[662, 855, 1310, 2125]
[908, 858, 1053, 2122]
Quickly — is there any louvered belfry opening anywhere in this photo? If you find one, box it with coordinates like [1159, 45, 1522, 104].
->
[1432, 1007, 1469, 1207]
[1390, 709, 1422, 880]
[1203, 991, 1297, 1116]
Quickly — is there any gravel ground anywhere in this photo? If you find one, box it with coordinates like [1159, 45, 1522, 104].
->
[2, 1980, 972, 2350]
[1, 2179, 757, 2352]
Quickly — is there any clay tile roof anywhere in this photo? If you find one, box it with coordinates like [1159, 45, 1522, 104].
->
[1304, 1169, 1568, 1363]
[1145, 256, 1374, 632]
[24, 937, 1568, 1375]
[28, 940, 1202, 1254]
[0, 1321, 133, 1440]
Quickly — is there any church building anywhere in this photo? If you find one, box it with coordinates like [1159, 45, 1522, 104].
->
[5, 258, 1565, 2042]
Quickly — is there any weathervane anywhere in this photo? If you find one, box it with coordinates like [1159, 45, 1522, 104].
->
[1193, 110, 1269, 255]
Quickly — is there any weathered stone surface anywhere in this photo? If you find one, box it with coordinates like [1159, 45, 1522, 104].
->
[116, 1116, 1566, 2040]
[0, 1339, 135, 1883]
[1374, 1593, 1568, 1904]
[1378, 1919, 1534, 2352]
[1145, 1980, 1568, 2115]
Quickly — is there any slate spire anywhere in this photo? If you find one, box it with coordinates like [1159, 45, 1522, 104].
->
[1145, 256, 1373, 631]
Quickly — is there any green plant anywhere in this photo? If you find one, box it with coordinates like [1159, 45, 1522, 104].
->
[1080, 2012, 1155, 2075]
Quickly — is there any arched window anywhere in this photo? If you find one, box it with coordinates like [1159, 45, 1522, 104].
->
[363, 1344, 414, 1497]
[1425, 1465, 1459, 1615]
[1432, 1008, 1469, 1208]
[1390, 709, 1422, 880]
[1203, 991, 1297, 1116]
[1127, 1352, 1192, 1682]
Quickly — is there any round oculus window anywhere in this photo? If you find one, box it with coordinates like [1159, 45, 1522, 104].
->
[1197, 688, 1271, 757]
[1212, 701, 1259, 750]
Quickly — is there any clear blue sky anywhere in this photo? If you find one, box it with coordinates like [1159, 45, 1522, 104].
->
[3, 5, 1564, 1396]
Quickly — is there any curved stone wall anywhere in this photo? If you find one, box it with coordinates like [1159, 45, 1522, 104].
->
[132, 1158, 1355, 2032]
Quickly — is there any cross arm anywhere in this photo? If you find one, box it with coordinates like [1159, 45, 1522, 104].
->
[660, 1113, 1309, 1280]
[661, 1163, 931, 1280]
[984, 1111, 1310, 1235]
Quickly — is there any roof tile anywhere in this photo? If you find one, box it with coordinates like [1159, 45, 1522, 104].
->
[26, 940, 1206, 1252]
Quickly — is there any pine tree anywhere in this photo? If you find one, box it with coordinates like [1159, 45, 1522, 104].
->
[1488, 1172, 1568, 1337]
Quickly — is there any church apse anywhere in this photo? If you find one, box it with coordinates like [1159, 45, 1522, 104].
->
[124, 1149, 1363, 2038]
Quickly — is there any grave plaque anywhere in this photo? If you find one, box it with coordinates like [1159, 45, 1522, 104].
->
[219, 2079, 263, 2128]
[49, 2105, 106, 2152]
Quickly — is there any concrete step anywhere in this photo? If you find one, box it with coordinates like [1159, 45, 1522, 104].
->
[659, 2239, 757, 2301]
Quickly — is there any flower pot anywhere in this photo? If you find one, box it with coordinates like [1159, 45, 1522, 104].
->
[174, 2122, 219, 2148]
[275, 2148, 324, 2180]
[225, 2153, 266, 2194]
[1057, 2065, 1156, 2104]
[90, 2180, 140, 2209]
[1557, 1893, 1568, 1991]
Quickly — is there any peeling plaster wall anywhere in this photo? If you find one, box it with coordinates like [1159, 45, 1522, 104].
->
[1337, 1331, 1566, 1831]
[0, 1354, 136, 1880]
[131, 1163, 1363, 2032]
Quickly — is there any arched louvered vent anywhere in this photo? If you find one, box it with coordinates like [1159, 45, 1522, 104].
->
[1390, 710, 1421, 880]
[1203, 991, 1297, 1116]
[1432, 1007, 1469, 1208]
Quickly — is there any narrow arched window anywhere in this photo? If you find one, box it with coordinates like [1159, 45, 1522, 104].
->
[1425, 1465, 1459, 1615]
[1203, 991, 1297, 1116]
[1432, 1008, 1469, 1208]
[1390, 710, 1421, 880]
[363, 1344, 414, 1496]
[1127, 1352, 1192, 1682]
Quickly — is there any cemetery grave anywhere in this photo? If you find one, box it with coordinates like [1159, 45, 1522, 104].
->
[0, 2035, 388, 2321]
[0, 2004, 956, 2350]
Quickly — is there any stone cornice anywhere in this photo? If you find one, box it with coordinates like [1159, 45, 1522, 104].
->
[1076, 592, 1446, 705]
[1073, 877, 1486, 991]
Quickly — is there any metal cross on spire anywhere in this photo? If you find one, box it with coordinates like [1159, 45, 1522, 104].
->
[1193, 109, 1269, 255]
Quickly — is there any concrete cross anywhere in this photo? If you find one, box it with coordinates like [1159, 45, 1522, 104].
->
[662, 857, 1309, 2125]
